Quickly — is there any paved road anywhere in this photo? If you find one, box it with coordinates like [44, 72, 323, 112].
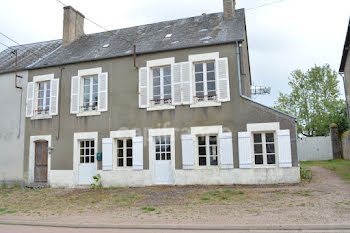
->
[1, 225, 350, 233]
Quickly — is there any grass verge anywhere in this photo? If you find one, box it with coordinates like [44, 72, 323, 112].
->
[301, 159, 350, 182]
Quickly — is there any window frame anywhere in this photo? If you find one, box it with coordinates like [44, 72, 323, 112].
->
[110, 130, 137, 170]
[79, 139, 96, 164]
[196, 134, 219, 168]
[251, 131, 278, 167]
[193, 61, 217, 103]
[32, 74, 54, 120]
[36, 81, 51, 116]
[151, 66, 172, 107]
[116, 138, 133, 168]
[81, 75, 99, 112]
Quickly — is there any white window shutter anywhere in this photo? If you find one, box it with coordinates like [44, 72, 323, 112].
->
[238, 132, 252, 168]
[139, 67, 149, 108]
[181, 62, 192, 105]
[181, 134, 195, 169]
[220, 132, 234, 169]
[216, 57, 230, 102]
[70, 76, 80, 114]
[172, 63, 182, 105]
[102, 138, 113, 171]
[26, 82, 35, 118]
[132, 136, 143, 170]
[277, 130, 292, 168]
[49, 79, 59, 116]
[98, 72, 108, 112]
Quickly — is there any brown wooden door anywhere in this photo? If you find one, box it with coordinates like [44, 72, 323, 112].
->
[34, 141, 48, 183]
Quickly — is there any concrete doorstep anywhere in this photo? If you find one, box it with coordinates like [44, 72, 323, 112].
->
[0, 220, 349, 231]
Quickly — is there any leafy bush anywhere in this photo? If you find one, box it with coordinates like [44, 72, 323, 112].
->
[90, 174, 102, 190]
[300, 166, 312, 181]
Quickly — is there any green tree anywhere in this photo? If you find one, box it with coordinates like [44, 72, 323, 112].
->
[274, 64, 348, 136]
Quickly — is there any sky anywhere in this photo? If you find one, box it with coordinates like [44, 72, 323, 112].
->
[0, 0, 349, 106]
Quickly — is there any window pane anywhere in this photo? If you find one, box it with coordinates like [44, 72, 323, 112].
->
[199, 157, 206, 166]
[153, 87, 160, 96]
[156, 153, 160, 160]
[126, 139, 132, 147]
[165, 137, 170, 144]
[164, 86, 171, 95]
[163, 67, 171, 76]
[85, 149, 90, 155]
[46, 90, 50, 98]
[117, 140, 123, 148]
[155, 137, 160, 145]
[127, 158, 132, 167]
[210, 146, 217, 155]
[195, 73, 203, 82]
[267, 154, 276, 164]
[199, 147, 206, 155]
[207, 81, 216, 91]
[210, 156, 218, 166]
[166, 153, 171, 160]
[208, 90, 216, 96]
[127, 149, 132, 157]
[266, 133, 274, 142]
[156, 145, 160, 152]
[80, 141, 84, 148]
[254, 144, 262, 153]
[196, 91, 204, 97]
[207, 71, 215, 81]
[153, 77, 160, 86]
[153, 69, 160, 77]
[91, 156, 95, 163]
[85, 156, 90, 163]
[93, 84, 98, 93]
[118, 149, 123, 157]
[198, 136, 206, 145]
[161, 145, 166, 152]
[255, 155, 263, 165]
[161, 137, 166, 144]
[209, 136, 217, 145]
[195, 83, 204, 92]
[266, 144, 275, 153]
[84, 78, 90, 85]
[80, 149, 84, 155]
[86, 141, 90, 147]
[38, 99, 44, 107]
[195, 64, 203, 72]
[206, 62, 215, 71]
[91, 141, 94, 147]
[253, 134, 262, 143]
[91, 149, 94, 156]
[39, 83, 45, 91]
[166, 145, 171, 152]
[161, 153, 165, 160]
[118, 158, 123, 167]
[93, 76, 98, 84]
[80, 157, 84, 163]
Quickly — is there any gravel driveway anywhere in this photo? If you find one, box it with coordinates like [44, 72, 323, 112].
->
[0, 166, 349, 225]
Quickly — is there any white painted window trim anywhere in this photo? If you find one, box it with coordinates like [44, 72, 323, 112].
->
[73, 132, 98, 185]
[247, 122, 280, 168]
[76, 68, 103, 116]
[148, 128, 175, 184]
[188, 53, 221, 108]
[110, 130, 137, 170]
[31, 74, 54, 120]
[28, 135, 52, 184]
[191, 125, 223, 169]
[147, 58, 175, 111]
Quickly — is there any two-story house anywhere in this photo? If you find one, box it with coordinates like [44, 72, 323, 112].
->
[340, 18, 350, 128]
[23, 0, 300, 187]
[0, 40, 61, 186]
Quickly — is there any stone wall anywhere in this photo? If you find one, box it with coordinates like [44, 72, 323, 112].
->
[342, 131, 350, 160]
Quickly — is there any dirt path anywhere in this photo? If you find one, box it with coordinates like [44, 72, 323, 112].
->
[0, 166, 349, 225]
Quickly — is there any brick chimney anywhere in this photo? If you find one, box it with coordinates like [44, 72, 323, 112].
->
[62, 6, 85, 46]
[223, 0, 236, 20]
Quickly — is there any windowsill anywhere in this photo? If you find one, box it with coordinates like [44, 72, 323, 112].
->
[113, 167, 134, 171]
[147, 105, 175, 111]
[253, 165, 278, 169]
[190, 101, 222, 108]
[195, 166, 220, 170]
[77, 111, 101, 117]
[31, 115, 52, 120]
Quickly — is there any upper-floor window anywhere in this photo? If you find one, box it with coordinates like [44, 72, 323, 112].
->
[194, 62, 216, 103]
[197, 135, 218, 167]
[253, 132, 276, 166]
[152, 66, 172, 106]
[37, 81, 51, 115]
[82, 76, 98, 112]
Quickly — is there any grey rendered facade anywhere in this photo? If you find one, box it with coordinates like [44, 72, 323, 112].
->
[22, 1, 299, 187]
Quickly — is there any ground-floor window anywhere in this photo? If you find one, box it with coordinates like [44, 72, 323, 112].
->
[80, 140, 95, 163]
[155, 136, 171, 161]
[197, 135, 218, 167]
[253, 132, 276, 165]
[117, 139, 133, 167]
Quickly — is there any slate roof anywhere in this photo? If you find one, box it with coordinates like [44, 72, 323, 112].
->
[33, 9, 246, 68]
[0, 40, 62, 74]
[340, 18, 350, 72]
[0, 9, 246, 72]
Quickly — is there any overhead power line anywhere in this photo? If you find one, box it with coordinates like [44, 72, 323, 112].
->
[246, 0, 288, 11]
[0, 41, 11, 49]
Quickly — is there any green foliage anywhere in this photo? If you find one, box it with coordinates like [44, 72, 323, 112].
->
[90, 174, 102, 190]
[301, 160, 350, 182]
[141, 206, 155, 212]
[274, 64, 348, 136]
[300, 166, 312, 181]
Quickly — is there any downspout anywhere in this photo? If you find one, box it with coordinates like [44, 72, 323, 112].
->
[340, 73, 350, 129]
[56, 67, 65, 140]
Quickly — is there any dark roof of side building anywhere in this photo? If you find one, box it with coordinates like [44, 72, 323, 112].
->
[0, 40, 62, 74]
[0, 9, 245, 73]
[340, 18, 350, 72]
